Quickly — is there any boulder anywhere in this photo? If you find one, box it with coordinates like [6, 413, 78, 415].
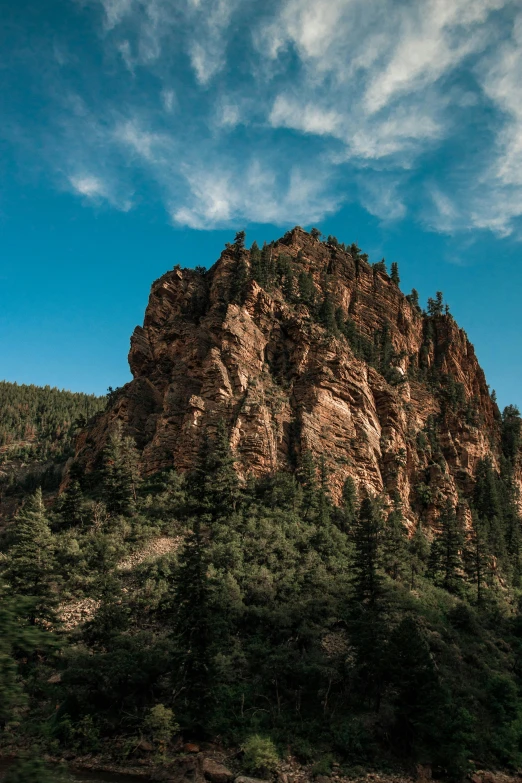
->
[202, 758, 234, 783]
[184, 743, 201, 754]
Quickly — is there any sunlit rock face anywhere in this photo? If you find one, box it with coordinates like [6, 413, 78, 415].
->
[75, 227, 508, 526]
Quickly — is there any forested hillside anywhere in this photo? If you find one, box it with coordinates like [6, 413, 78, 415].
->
[0, 381, 105, 500]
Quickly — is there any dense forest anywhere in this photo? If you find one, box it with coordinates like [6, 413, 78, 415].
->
[0, 382, 105, 498]
[2, 232, 522, 783]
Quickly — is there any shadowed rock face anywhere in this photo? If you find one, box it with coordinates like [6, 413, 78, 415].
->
[75, 227, 508, 525]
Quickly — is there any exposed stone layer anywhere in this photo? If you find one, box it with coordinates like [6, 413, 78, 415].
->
[75, 227, 508, 525]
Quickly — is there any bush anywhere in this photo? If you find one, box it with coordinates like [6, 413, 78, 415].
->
[311, 754, 334, 777]
[242, 734, 279, 774]
[143, 703, 179, 745]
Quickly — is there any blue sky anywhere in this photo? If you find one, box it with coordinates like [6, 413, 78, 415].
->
[1, 0, 522, 408]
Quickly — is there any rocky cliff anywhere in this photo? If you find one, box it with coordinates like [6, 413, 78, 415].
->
[75, 227, 507, 525]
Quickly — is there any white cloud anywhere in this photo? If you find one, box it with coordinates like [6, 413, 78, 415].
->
[114, 119, 167, 161]
[172, 159, 340, 229]
[269, 96, 342, 136]
[69, 174, 107, 198]
[53, 0, 522, 235]
[161, 88, 176, 113]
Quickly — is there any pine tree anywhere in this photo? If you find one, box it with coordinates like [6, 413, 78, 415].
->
[465, 511, 490, 604]
[57, 479, 85, 529]
[429, 502, 465, 594]
[297, 449, 318, 521]
[230, 230, 249, 305]
[382, 506, 408, 580]
[102, 425, 141, 516]
[172, 516, 214, 728]
[259, 242, 275, 289]
[501, 405, 521, 467]
[310, 227, 321, 240]
[340, 476, 358, 533]
[188, 420, 240, 522]
[249, 241, 262, 285]
[3, 488, 56, 623]
[427, 291, 444, 317]
[407, 288, 420, 309]
[351, 496, 383, 605]
[409, 521, 430, 589]
[390, 262, 400, 286]
[317, 455, 332, 526]
[319, 293, 338, 335]
[298, 271, 316, 310]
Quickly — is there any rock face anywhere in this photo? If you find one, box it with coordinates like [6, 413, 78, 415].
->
[75, 227, 509, 525]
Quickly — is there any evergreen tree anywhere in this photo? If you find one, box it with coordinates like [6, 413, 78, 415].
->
[319, 293, 338, 334]
[297, 450, 318, 521]
[406, 288, 420, 309]
[351, 496, 383, 605]
[427, 291, 444, 317]
[249, 241, 262, 285]
[317, 455, 332, 526]
[465, 511, 490, 604]
[340, 476, 358, 533]
[429, 502, 465, 594]
[298, 271, 316, 309]
[172, 516, 215, 728]
[3, 489, 56, 624]
[230, 230, 249, 305]
[310, 227, 321, 240]
[501, 405, 521, 467]
[188, 420, 240, 522]
[390, 262, 400, 286]
[57, 479, 85, 529]
[373, 259, 387, 274]
[259, 242, 275, 289]
[382, 505, 408, 580]
[102, 425, 141, 516]
[409, 521, 430, 589]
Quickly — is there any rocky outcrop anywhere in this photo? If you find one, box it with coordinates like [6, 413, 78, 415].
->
[74, 227, 508, 525]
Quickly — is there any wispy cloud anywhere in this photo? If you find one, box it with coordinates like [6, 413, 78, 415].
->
[9, 0, 521, 233]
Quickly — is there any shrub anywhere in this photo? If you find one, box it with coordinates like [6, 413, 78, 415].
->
[242, 734, 279, 774]
[143, 703, 179, 745]
[311, 755, 334, 777]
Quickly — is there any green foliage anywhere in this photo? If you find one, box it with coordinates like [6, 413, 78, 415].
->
[427, 291, 444, 317]
[406, 288, 420, 309]
[230, 230, 249, 305]
[428, 502, 465, 595]
[2, 488, 58, 623]
[242, 735, 279, 774]
[0, 381, 104, 463]
[390, 261, 400, 286]
[143, 703, 179, 744]
[101, 424, 141, 516]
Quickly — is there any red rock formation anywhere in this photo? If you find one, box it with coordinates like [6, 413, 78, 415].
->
[75, 227, 507, 525]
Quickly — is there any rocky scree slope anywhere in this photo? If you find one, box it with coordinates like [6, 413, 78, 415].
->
[74, 227, 508, 526]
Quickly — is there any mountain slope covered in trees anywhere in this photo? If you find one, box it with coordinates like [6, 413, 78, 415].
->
[0, 381, 105, 503]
